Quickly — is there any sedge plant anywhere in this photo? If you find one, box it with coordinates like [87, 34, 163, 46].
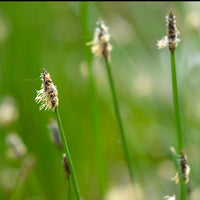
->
[87, 18, 134, 183]
[35, 68, 81, 200]
[157, 9, 190, 200]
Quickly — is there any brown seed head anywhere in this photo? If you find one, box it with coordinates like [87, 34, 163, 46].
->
[167, 8, 179, 52]
[35, 68, 59, 111]
[180, 150, 190, 183]
[157, 8, 180, 50]
[62, 153, 71, 179]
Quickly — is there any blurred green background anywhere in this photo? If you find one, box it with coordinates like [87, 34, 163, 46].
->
[1, 2, 200, 200]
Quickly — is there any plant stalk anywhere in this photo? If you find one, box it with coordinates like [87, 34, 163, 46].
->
[55, 108, 81, 200]
[170, 52, 183, 152]
[170, 51, 187, 200]
[104, 58, 134, 182]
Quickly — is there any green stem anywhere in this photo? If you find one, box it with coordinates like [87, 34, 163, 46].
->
[88, 61, 107, 194]
[170, 52, 187, 200]
[181, 182, 188, 200]
[29, 171, 46, 200]
[10, 155, 37, 200]
[81, 1, 107, 196]
[170, 52, 183, 152]
[54, 108, 81, 200]
[10, 174, 27, 200]
[104, 58, 134, 182]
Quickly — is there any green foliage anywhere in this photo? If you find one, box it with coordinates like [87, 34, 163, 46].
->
[0, 2, 199, 200]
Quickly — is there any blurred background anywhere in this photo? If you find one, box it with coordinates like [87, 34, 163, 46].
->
[1, 2, 200, 200]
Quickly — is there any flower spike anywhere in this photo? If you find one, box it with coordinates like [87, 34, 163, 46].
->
[157, 9, 180, 52]
[35, 68, 59, 111]
[87, 18, 113, 61]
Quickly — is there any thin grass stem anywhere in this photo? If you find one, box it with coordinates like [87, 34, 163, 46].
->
[10, 174, 27, 200]
[104, 58, 134, 182]
[10, 155, 38, 200]
[170, 52, 188, 200]
[54, 108, 81, 200]
[170, 52, 183, 152]
[29, 171, 46, 200]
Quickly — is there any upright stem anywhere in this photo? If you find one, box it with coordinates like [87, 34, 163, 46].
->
[54, 108, 81, 200]
[104, 58, 134, 182]
[81, 2, 107, 196]
[170, 52, 187, 200]
[170, 51, 183, 152]
[180, 182, 188, 200]
[88, 61, 107, 194]
[29, 171, 46, 200]
[10, 155, 39, 200]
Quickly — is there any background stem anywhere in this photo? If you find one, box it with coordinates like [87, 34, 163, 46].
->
[81, 1, 107, 196]
[55, 108, 81, 200]
[104, 58, 134, 182]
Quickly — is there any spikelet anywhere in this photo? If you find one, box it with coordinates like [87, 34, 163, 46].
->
[157, 8, 180, 52]
[180, 150, 190, 184]
[6, 133, 27, 159]
[87, 18, 112, 61]
[170, 148, 190, 184]
[171, 171, 180, 184]
[62, 153, 71, 179]
[47, 118, 63, 149]
[35, 68, 58, 111]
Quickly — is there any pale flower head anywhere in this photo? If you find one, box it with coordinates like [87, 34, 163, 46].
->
[164, 194, 176, 200]
[87, 18, 113, 61]
[35, 68, 59, 111]
[171, 171, 180, 184]
[47, 118, 62, 149]
[6, 133, 27, 159]
[104, 182, 144, 200]
[157, 36, 168, 49]
[0, 96, 19, 127]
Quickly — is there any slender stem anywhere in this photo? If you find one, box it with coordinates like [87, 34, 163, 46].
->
[181, 182, 188, 200]
[54, 108, 81, 200]
[81, 1, 107, 196]
[10, 174, 27, 200]
[29, 171, 46, 200]
[10, 155, 38, 200]
[170, 52, 187, 200]
[104, 58, 134, 182]
[170, 52, 183, 152]
[88, 61, 107, 194]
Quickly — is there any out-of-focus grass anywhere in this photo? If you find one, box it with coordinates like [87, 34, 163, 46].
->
[1, 2, 200, 200]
